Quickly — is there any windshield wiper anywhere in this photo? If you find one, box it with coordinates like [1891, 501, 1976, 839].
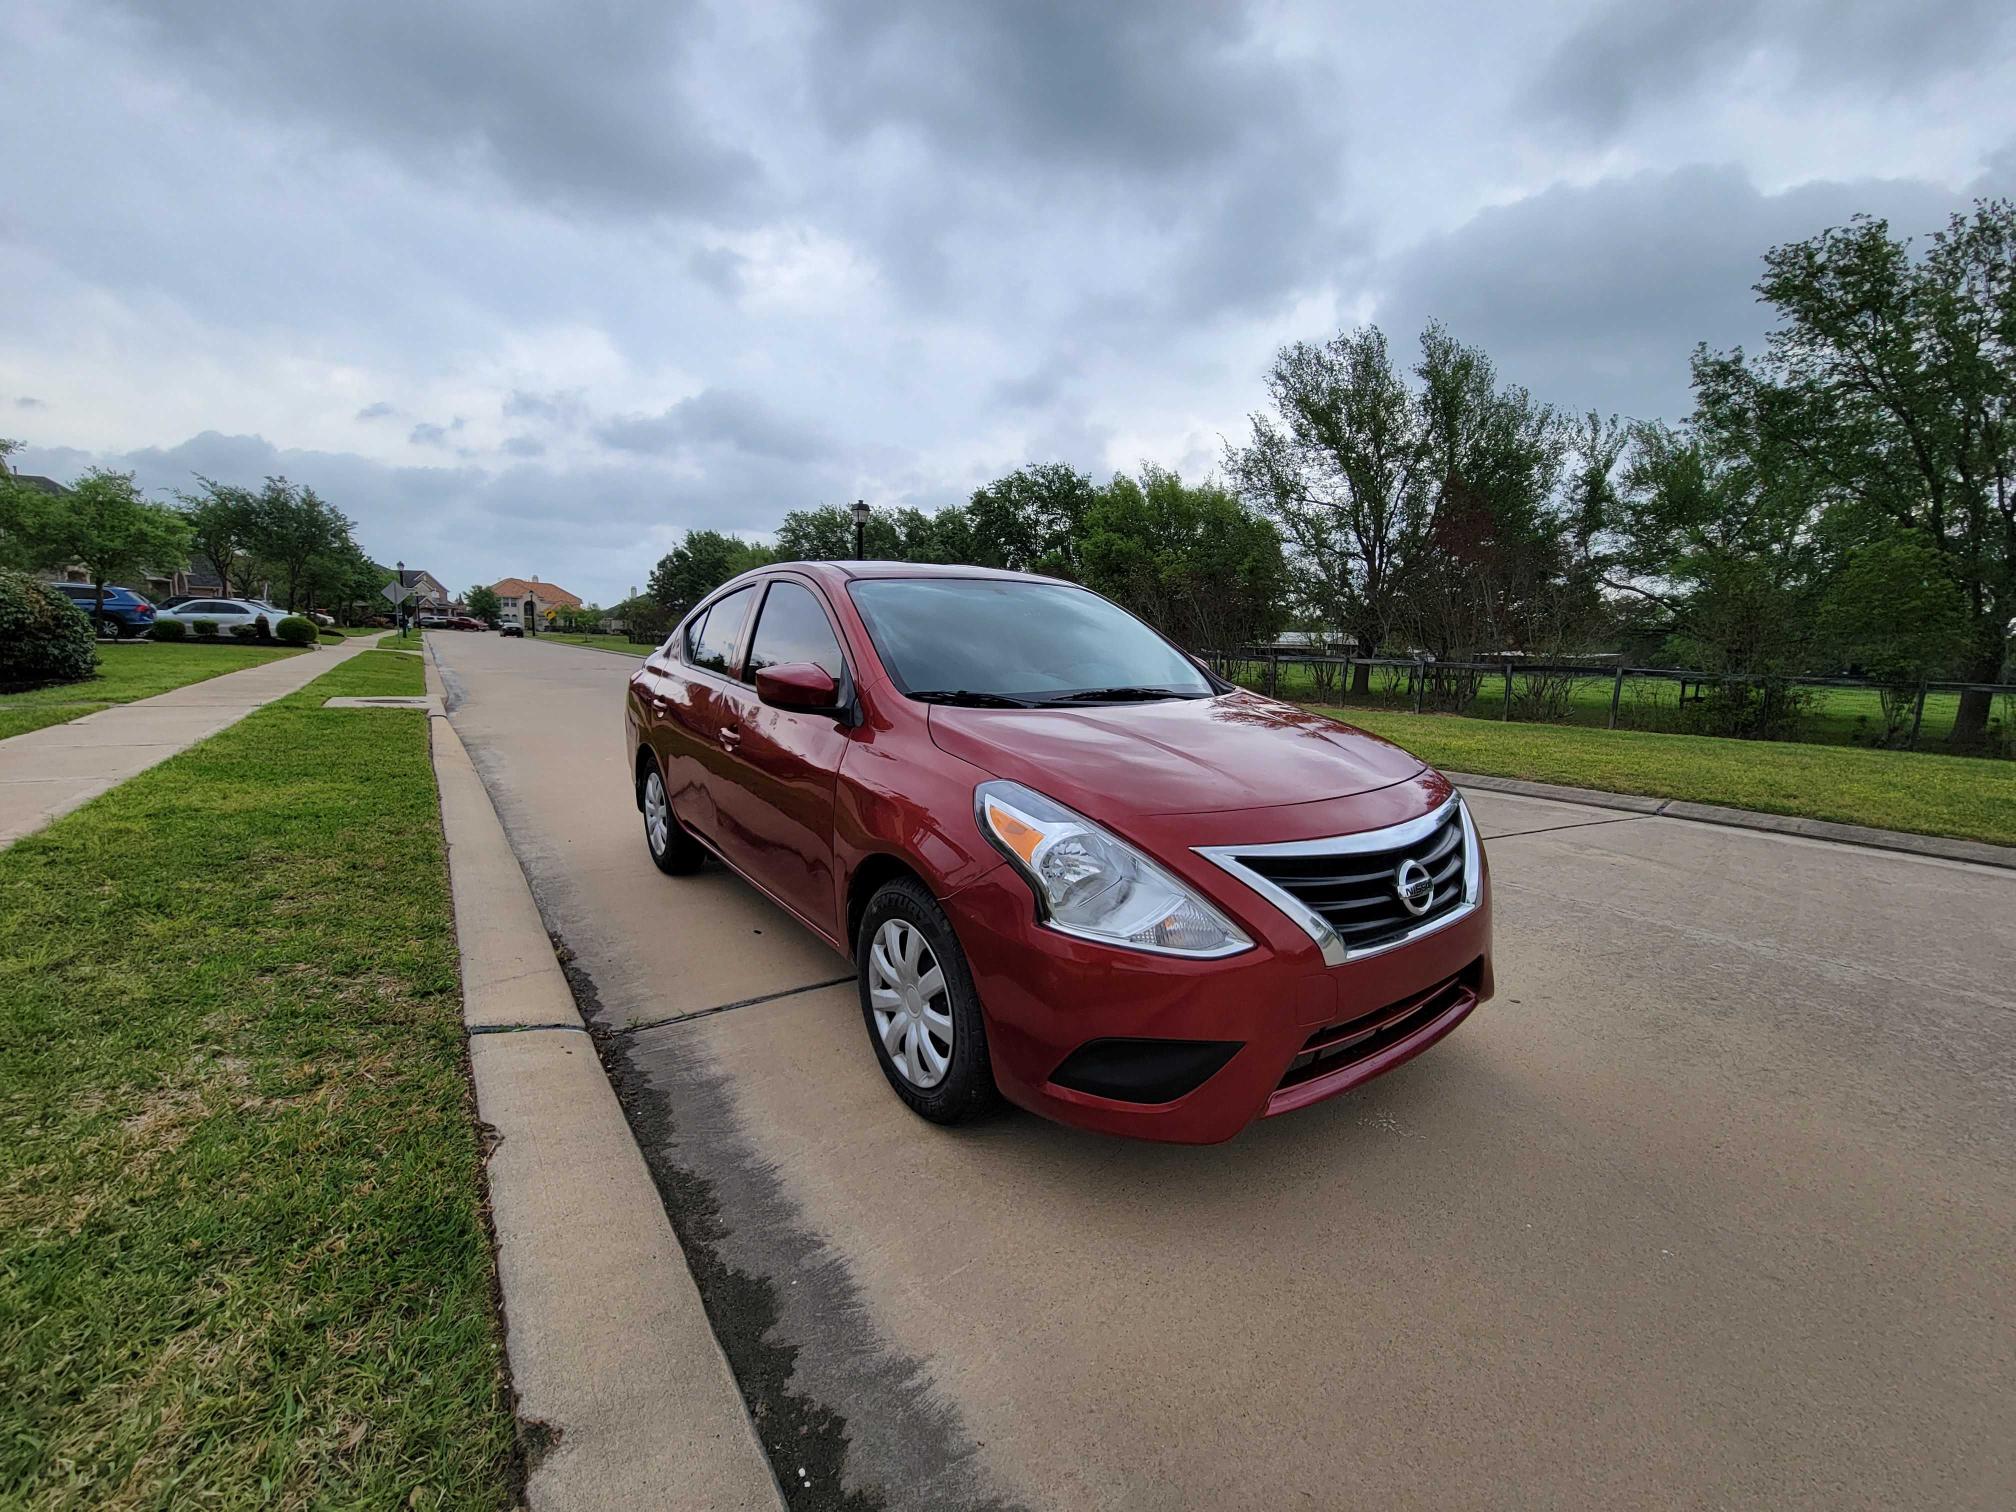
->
[909, 689, 1040, 709]
[1041, 686, 1198, 703]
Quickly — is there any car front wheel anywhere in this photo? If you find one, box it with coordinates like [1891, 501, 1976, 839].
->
[857, 877, 999, 1124]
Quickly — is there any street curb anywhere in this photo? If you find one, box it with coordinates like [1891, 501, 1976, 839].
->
[424, 653, 785, 1512]
[1447, 770, 2016, 871]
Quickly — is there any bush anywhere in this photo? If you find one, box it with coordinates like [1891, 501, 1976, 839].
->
[0, 570, 99, 688]
[150, 618, 187, 642]
[275, 615, 317, 646]
[193, 619, 220, 638]
[229, 624, 258, 640]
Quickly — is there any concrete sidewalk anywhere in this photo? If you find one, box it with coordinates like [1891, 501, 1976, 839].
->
[423, 650, 783, 1512]
[0, 635, 387, 850]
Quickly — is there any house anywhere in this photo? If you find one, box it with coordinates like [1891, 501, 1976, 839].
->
[396, 568, 460, 616]
[8, 470, 222, 601]
[490, 576, 583, 629]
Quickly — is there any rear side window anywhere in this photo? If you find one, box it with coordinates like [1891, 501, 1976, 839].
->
[686, 585, 756, 675]
[745, 582, 844, 680]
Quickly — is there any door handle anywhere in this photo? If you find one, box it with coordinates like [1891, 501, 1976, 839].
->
[717, 725, 741, 750]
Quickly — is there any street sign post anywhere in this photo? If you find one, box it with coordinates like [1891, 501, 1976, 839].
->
[383, 581, 417, 638]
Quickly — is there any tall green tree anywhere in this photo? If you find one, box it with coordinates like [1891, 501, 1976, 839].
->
[466, 584, 503, 627]
[646, 530, 773, 616]
[1078, 467, 1287, 652]
[1, 439, 63, 571]
[34, 469, 192, 626]
[772, 505, 903, 561]
[240, 478, 353, 611]
[1698, 200, 2015, 741]
[963, 463, 1095, 575]
[1606, 416, 1821, 675]
[1227, 327, 1427, 690]
[173, 476, 256, 593]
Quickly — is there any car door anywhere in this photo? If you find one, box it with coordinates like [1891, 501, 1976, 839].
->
[709, 577, 854, 939]
[647, 583, 759, 849]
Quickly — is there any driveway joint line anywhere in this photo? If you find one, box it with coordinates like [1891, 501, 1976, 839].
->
[1483, 813, 1658, 841]
[618, 975, 857, 1035]
[465, 1021, 591, 1036]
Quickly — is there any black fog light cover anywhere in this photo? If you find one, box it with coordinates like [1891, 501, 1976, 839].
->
[1048, 1038, 1243, 1105]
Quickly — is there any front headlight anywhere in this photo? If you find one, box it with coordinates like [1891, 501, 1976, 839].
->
[975, 780, 1252, 958]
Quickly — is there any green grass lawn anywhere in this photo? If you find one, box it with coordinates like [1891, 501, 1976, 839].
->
[0, 644, 307, 743]
[1243, 663, 2010, 755]
[0, 648, 514, 1508]
[1320, 705, 2016, 847]
[531, 632, 645, 655]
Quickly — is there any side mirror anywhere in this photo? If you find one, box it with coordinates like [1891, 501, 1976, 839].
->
[755, 661, 843, 714]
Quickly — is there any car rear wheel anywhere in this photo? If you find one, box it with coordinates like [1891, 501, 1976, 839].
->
[100, 618, 124, 640]
[857, 877, 998, 1124]
[640, 761, 704, 875]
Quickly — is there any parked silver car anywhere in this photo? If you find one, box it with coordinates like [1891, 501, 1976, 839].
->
[153, 597, 290, 635]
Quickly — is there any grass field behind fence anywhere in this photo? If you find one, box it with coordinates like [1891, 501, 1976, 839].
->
[0, 649, 514, 1509]
[1234, 662, 2010, 755]
[1318, 705, 2016, 848]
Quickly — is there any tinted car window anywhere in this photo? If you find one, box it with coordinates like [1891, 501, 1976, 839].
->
[848, 578, 1213, 701]
[746, 582, 844, 680]
[687, 585, 756, 675]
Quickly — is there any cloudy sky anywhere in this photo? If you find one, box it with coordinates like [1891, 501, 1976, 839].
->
[5, 1, 2012, 605]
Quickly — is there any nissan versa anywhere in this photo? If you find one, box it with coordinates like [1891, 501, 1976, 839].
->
[626, 563, 1492, 1144]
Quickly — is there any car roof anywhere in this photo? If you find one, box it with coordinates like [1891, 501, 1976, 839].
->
[766, 560, 1068, 586]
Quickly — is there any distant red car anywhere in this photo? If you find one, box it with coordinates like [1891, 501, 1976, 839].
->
[449, 615, 486, 630]
[625, 562, 1491, 1143]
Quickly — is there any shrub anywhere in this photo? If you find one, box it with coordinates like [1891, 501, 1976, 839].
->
[0, 570, 98, 687]
[150, 618, 187, 641]
[275, 615, 317, 646]
[229, 624, 258, 640]
[193, 619, 220, 638]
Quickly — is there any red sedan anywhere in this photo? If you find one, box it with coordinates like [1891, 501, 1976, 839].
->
[627, 562, 1492, 1143]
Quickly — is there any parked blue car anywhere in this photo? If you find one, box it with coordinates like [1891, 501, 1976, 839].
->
[48, 581, 158, 638]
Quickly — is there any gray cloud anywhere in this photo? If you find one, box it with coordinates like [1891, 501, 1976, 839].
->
[355, 401, 397, 421]
[502, 388, 587, 428]
[502, 434, 546, 458]
[408, 418, 465, 448]
[13, 429, 856, 605]
[96, 0, 762, 217]
[1372, 164, 1970, 423]
[597, 389, 835, 463]
[1526, 0, 2014, 139]
[14, 396, 45, 410]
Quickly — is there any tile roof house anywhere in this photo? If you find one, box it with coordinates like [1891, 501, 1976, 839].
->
[491, 577, 583, 628]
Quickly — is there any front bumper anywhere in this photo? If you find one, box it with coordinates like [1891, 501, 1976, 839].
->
[944, 854, 1493, 1144]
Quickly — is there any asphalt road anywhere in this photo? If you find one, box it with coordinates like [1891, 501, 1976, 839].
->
[432, 630, 2015, 1511]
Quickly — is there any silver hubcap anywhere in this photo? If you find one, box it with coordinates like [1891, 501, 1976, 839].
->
[644, 770, 670, 855]
[868, 918, 953, 1088]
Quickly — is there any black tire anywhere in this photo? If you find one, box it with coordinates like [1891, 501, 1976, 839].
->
[100, 618, 123, 640]
[856, 876, 999, 1124]
[638, 755, 705, 875]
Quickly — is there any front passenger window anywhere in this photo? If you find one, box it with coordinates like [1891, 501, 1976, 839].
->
[746, 582, 845, 680]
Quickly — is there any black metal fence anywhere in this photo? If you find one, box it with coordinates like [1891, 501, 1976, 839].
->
[1209, 652, 2016, 758]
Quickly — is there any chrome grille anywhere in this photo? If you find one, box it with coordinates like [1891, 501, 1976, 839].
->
[1196, 796, 1478, 967]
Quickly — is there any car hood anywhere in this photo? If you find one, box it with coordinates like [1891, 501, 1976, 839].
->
[926, 690, 1424, 818]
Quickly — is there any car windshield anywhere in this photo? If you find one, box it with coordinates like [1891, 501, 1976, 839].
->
[847, 578, 1214, 704]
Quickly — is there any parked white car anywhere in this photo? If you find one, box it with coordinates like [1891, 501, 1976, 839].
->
[154, 597, 292, 635]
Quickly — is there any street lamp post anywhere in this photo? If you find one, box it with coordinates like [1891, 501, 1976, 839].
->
[851, 498, 870, 561]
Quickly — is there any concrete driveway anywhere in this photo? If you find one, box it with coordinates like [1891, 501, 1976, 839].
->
[432, 630, 2014, 1511]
